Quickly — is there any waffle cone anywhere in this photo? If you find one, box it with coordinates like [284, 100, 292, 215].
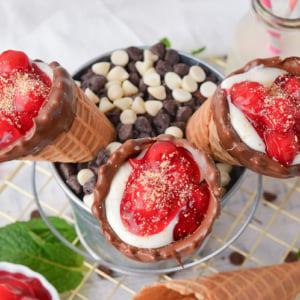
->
[134, 261, 300, 300]
[186, 97, 238, 165]
[24, 85, 116, 162]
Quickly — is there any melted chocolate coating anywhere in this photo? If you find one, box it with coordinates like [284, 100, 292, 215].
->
[212, 56, 300, 178]
[92, 134, 221, 263]
[0, 61, 77, 162]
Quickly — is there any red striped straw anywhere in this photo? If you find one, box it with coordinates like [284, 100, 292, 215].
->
[261, 0, 298, 55]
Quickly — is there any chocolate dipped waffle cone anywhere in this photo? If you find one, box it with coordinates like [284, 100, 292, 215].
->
[186, 56, 300, 178]
[134, 261, 300, 300]
[0, 61, 116, 163]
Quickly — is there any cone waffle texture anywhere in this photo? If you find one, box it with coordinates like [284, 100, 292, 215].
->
[186, 97, 238, 165]
[134, 261, 300, 300]
[24, 85, 116, 162]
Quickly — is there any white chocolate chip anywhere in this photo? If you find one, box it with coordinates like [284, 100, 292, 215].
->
[143, 68, 161, 87]
[106, 141, 122, 154]
[107, 84, 123, 101]
[107, 66, 129, 82]
[77, 168, 94, 186]
[135, 61, 152, 76]
[172, 88, 192, 102]
[83, 193, 94, 209]
[99, 97, 115, 113]
[216, 163, 233, 174]
[164, 72, 182, 90]
[147, 85, 166, 100]
[92, 62, 110, 76]
[110, 50, 129, 66]
[114, 97, 133, 110]
[85, 88, 100, 104]
[131, 96, 146, 114]
[120, 109, 137, 124]
[122, 80, 138, 96]
[200, 81, 217, 98]
[145, 100, 163, 116]
[182, 75, 198, 92]
[105, 80, 121, 89]
[189, 65, 206, 82]
[144, 49, 158, 63]
[165, 126, 183, 138]
[216, 163, 232, 187]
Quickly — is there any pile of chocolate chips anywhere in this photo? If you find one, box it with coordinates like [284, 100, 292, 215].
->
[57, 42, 221, 200]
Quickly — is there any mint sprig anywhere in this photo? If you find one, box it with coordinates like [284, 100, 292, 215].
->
[160, 37, 171, 48]
[0, 217, 86, 293]
[190, 46, 206, 55]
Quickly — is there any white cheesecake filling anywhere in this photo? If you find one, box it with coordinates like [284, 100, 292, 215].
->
[105, 161, 181, 248]
[222, 66, 300, 165]
[34, 61, 53, 81]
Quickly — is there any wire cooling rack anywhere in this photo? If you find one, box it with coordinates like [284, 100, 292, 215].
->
[0, 159, 299, 300]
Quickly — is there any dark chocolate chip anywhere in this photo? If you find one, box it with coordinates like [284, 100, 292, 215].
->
[135, 116, 153, 133]
[284, 251, 299, 263]
[229, 251, 245, 265]
[263, 191, 277, 202]
[77, 162, 89, 171]
[87, 75, 107, 93]
[153, 112, 171, 134]
[126, 46, 143, 61]
[30, 209, 41, 219]
[150, 42, 166, 59]
[66, 175, 82, 195]
[171, 121, 186, 131]
[129, 72, 140, 86]
[118, 124, 134, 142]
[184, 98, 198, 111]
[96, 149, 110, 166]
[83, 176, 97, 195]
[165, 49, 180, 65]
[105, 108, 121, 125]
[97, 265, 114, 279]
[173, 63, 189, 77]
[176, 106, 193, 123]
[58, 163, 76, 180]
[163, 100, 179, 117]
[206, 74, 218, 84]
[155, 60, 173, 77]
[139, 80, 148, 94]
[127, 61, 138, 73]
[138, 132, 152, 138]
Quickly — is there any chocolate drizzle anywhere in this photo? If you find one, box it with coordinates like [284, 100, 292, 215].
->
[212, 56, 300, 178]
[92, 134, 221, 263]
[0, 61, 77, 162]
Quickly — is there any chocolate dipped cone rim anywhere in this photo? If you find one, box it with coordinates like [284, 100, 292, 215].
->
[212, 56, 300, 178]
[92, 134, 221, 263]
[0, 61, 77, 162]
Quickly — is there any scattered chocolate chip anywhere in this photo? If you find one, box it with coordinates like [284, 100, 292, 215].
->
[135, 116, 153, 133]
[83, 176, 97, 195]
[171, 121, 186, 131]
[163, 100, 179, 117]
[153, 112, 171, 134]
[66, 175, 82, 195]
[30, 209, 41, 219]
[58, 163, 76, 180]
[150, 42, 166, 59]
[176, 106, 193, 123]
[174, 63, 189, 77]
[86, 75, 107, 93]
[77, 162, 88, 171]
[155, 60, 173, 77]
[284, 251, 299, 263]
[165, 49, 180, 65]
[96, 264, 113, 279]
[129, 71, 140, 86]
[118, 124, 134, 142]
[139, 80, 148, 94]
[126, 46, 143, 61]
[229, 251, 245, 265]
[105, 108, 121, 125]
[263, 191, 277, 202]
[95, 149, 110, 166]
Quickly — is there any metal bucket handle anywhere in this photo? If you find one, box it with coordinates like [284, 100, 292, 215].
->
[32, 162, 262, 274]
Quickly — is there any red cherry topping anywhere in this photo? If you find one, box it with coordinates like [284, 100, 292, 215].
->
[0, 50, 51, 150]
[120, 140, 210, 241]
[229, 74, 300, 167]
[0, 50, 31, 74]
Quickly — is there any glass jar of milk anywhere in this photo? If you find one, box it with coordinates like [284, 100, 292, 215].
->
[226, 0, 300, 74]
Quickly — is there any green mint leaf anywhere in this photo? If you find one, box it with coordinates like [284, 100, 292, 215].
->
[190, 46, 206, 55]
[0, 220, 86, 293]
[23, 216, 77, 243]
[160, 37, 171, 48]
